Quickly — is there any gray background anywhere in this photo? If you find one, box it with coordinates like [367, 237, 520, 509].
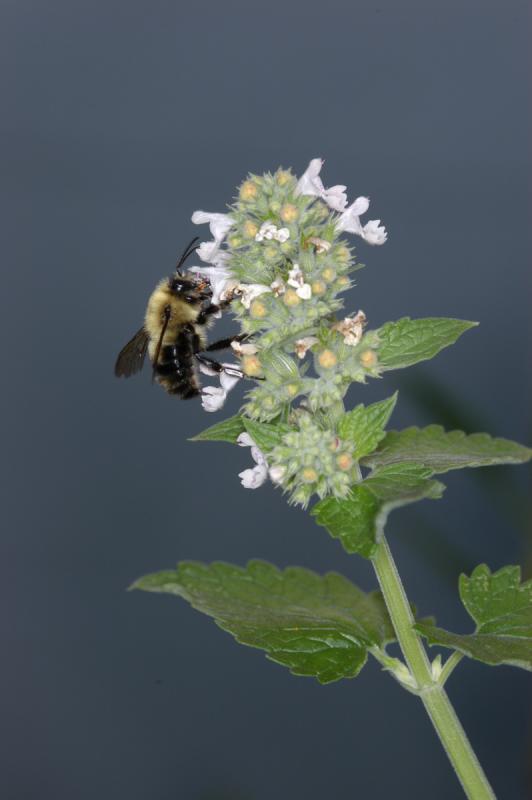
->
[1, 1, 531, 798]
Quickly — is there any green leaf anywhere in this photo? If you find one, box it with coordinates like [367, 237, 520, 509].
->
[190, 414, 245, 443]
[132, 560, 395, 684]
[362, 426, 532, 473]
[243, 418, 292, 452]
[376, 317, 477, 370]
[338, 393, 398, 459]
[416, 565, 532, 670]
[312, 486, 380, 558]
[312, 464, 445, 558]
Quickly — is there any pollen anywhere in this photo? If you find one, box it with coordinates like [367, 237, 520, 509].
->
[283, 289, 301, 307]
[286, 383, 299, 397]
[264, 246, 278, 260]
[360, 349, 377, 367]
[318, 349, 338, 369]
[280, 203, 299, 223]
[242, 355, 263, 376]
[240, 180, 258, 201]
[336, 453, 353, 471]
[229, 235, 242, 248]
[321, 267, 336, 283]
[311, 280, 326, 296]
[243, 220, 258, 238]
[301, 468, 318, 483]
[250, 300, 268, 318]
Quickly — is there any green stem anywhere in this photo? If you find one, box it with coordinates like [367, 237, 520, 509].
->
[371, 536, 496, 800]
[439, 651, 465, 686]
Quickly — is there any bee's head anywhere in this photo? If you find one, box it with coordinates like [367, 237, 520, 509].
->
[166, 237, 213, 304]
[169, 276, 211, 304]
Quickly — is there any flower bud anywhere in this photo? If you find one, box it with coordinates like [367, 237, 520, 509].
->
[240, 180, 258, 201]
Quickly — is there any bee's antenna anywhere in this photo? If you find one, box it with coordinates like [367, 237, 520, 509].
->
[175, 237, 200, 275]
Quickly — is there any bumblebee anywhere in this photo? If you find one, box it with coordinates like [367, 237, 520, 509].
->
[114, 238, 246, 398]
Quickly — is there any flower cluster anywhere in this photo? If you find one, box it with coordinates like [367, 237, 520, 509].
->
[190, 158, 387, 505]
[271, 415, 359, 508]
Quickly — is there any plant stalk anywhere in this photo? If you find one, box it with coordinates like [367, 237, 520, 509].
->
[371, 536, 496, 800]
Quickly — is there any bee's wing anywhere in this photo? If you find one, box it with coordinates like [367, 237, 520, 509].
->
[151, 308, 172, 383]
[114, 327, 150, 378]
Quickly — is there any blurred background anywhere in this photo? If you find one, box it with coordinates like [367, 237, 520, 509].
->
[1, 0, 530, 798]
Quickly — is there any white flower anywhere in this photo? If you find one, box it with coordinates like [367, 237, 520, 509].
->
[200, 386, 226, 412]
[192, 210, 234, 242]
[270, 277, 286, 296]
[200, 363, 242, 412]
[296, 158, 348, 212]
[189, 265, 237, 307]
[192, 210, 234, 262]
[287, 264, 312, 300]
[294, 336, 318, 359]
[196, 241, 219, 263]
[231, 340, 259, 356]
[333, 310, 367, 346]
[268, 465, 286, 484]
[196, 242, 230, 265]
[255, 222, 277, 242]
[237, 432, 255, 447]
[362, 219, 387, 245]
[255, 222, 290, 244]
[296, 283, 312, 300]
[336, 197, 387, 245]
[287, 264, 304, 288]
[237, 283, 272, 309]
[335, 197, 369, 235]
[307, 237, 331, 254]
[237, 433, 268, 489]
[274, 227, 290, 243]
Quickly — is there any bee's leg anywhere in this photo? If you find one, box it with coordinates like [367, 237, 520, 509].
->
[195, 301, 232, 325]
[195, 354, 245, 379]
[195, 354, 264, 382]
[205, 333, 250, 352]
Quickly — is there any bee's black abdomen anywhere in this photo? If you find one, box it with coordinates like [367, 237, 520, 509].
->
[169, 384, 200, 399]
[155, 336, 199, 397]
[155, 362, 183, 377]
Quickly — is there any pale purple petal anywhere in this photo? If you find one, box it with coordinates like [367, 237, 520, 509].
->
[250, 446, 266, 466]
[188, 264, 234, 306]
[191, 211, 234, 242]
[196, 240, 220, 262]
[349, 196, 370, 216]
[362, 219, 388, 245]
[335, 197, 370, 235]
[201, 386, 226, 412]
[237, 432, 255, 448]
[238, 464, 269, 489]
[296, 158, 324, 196]
[322, 185, 348, 212]
[268, 465, 286, 484]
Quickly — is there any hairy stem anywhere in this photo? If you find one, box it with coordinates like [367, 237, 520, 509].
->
[439, 651, 465, 686]
[371, 536, 496, 800]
